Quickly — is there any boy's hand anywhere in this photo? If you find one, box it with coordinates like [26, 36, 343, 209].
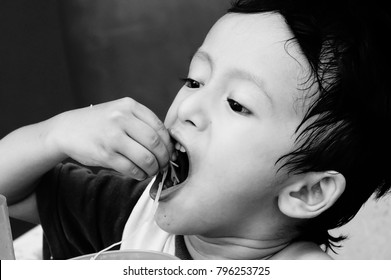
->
[49, 97, 173, 180]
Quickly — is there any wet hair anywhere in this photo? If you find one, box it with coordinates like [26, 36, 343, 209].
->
[228, 0, 391, 251]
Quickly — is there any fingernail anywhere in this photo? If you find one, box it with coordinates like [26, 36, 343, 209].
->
[138, 173, 148, 181]
[139, 176, 147, 181]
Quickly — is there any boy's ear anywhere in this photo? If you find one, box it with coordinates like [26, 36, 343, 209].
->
[278, 171, 346, 219]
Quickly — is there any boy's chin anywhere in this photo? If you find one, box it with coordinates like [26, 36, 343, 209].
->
[154, 209, 183, 234]
[154, 205, 196, 235]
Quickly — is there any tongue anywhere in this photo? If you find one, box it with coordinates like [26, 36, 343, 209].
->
[149, 151, 189, 200]
[149, 163, 177, 200]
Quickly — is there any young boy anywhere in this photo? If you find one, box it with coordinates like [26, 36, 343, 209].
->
[1, 0, 390, 259]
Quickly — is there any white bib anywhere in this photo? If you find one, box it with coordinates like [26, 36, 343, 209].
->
[120, 176, 176, 256]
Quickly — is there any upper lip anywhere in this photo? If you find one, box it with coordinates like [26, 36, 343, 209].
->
[169, 127, 187, 152]
[169, 127, 192, 165]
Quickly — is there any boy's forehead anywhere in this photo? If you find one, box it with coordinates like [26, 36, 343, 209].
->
[206, 12, 294, 49]
[197, 12, 314, 112]
[200, 12, 308, 74]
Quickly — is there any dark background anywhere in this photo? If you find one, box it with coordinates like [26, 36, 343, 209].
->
[0, 0, 229, 239]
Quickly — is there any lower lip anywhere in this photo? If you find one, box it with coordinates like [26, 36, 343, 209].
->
[149, 180, 187, 201]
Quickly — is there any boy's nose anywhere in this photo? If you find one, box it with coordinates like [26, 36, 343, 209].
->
[177, 90, 212, 131]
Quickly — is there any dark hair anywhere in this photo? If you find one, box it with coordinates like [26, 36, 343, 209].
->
[228, 0, 391, 251]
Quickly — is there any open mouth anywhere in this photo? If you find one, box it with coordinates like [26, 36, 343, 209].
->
[149, 139, 190, 200]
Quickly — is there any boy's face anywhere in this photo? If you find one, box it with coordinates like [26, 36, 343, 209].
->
[153, 13, 312, 239]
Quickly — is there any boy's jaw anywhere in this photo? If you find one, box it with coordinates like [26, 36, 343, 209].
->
[149, 129, 191, 201]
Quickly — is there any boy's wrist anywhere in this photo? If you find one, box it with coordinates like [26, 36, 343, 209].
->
[40, 114, 69, 163]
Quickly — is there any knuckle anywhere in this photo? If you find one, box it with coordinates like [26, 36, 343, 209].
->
[106, 128, 121, 140]
[109, 110, 123, 122]
[149, 134, 161, 149]
[109, 97, 136, 118]
[144, 153, 156, 167]
[99, 149, 112, 163]
[105, 112, 124, 129]
[155, 119, 165, 131]
[122, 97, 136, 109]
[103, 132, 122, 148]
[143, 156, 158, 176]
[129, 164, 140, 176]
[130, 168, 146, 180]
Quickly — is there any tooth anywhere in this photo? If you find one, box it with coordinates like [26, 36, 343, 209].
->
[175, 142, 181, 151]
[180, 146, 186, 153]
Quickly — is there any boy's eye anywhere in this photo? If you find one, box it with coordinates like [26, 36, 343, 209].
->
[181, 78, 201, 89]
[227, 98, 251, 115]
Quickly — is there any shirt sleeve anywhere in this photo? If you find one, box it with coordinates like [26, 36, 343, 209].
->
[35, 163, 150, 260]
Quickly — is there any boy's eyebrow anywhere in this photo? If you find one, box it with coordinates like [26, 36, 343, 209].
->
[193, 50, 272, 104]
[192, 50, 215, 71]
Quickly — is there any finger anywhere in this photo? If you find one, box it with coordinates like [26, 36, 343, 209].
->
[123, 117, 171, 170]
[115, 134, 160, 177]
[108, 153, 148, 180]
[131, 102, 174, 157]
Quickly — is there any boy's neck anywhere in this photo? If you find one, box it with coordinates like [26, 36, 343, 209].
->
[183, 235, 291, 260]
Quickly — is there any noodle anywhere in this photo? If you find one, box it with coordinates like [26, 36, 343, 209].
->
[152, 160, 179, 212]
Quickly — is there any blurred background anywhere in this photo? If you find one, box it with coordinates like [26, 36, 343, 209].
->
[0, 0, 390, 259]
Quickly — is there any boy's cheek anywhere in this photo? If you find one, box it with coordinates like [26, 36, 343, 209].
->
[164, 106, 176, 127]
[164, 95, 183, 126]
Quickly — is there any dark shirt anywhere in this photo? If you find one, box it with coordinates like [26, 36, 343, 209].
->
[36, 163, 192, 260]
[36, 163, 149, 259]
